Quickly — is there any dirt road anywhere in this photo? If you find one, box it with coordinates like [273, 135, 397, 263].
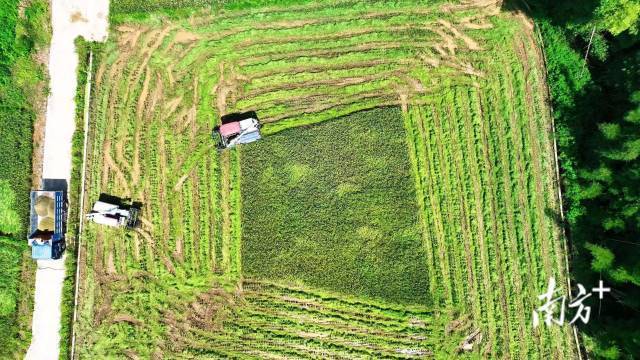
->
[26, 1, 109, 359]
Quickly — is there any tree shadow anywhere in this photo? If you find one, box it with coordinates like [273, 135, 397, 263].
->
[501, 1, 640, 356]
[502, 0, 601, 27]
[544, 206, 564, 229]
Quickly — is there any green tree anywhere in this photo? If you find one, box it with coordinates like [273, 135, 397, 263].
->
[596, 0, 640, 35]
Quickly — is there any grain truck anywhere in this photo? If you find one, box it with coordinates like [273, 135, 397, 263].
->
[28, 190, 66, 260]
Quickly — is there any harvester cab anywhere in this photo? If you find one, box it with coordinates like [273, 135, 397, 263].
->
[213, 113, 262, 149]
[28, 190, 67, 260]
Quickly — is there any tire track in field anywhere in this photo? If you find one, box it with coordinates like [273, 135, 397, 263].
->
[520, 32, 567, 282]
[156, 128, 177, 275]
[234, 18, 484, 57]
[446, 89, 491, 325]
[459, 87, 498, 354]
[100, 53, 129, 191]
[431, 102, 469, 308]
[492, 71, 532, 357]
[244, 70, 403, 98]
[219, 151, 232, 274]
[514, 34, 567, 356]
[240, 303, 428, 344]
[189, 75, 202, 270]
[244, 279, 433, 317]
[260, 92, 399, 124]
[207, 155, 219, 272]
[228, 151, 243, 277]
[117, 29, 161, 123]
[245, 58, 419, 81]
[237, 41, 433, 67]
[443, 93, 480, 315]
[166, 40, 200, 82]
[112, 57, 136, 178]
[194, 2, 449, 35]
[510, 38, 553, 280]
[486, 77, 532, 356]
[196, 165, 211, 272]
[161, 29, 201, 58]
[117, 24, 146, 50]
[172, 179, 185, 265]
[403, 107, 439, 301]
[130, 66, 153, 188]
[476, 91, 511, 357]
[104, 149, 131, 198]
[418, 106, 455, 306]
[500, 42, 545, 356]
[142, 127, 160, 276]
[246, 81, 394, 111]
[120, 25, 175, 132]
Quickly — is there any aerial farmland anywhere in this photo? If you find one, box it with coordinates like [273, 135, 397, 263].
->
[61, 0, 581, 358]
[4, 0, 639, 358]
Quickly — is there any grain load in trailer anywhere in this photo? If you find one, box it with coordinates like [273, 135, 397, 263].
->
[28, 190, 67, 260]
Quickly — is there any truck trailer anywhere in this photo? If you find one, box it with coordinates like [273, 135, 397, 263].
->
[28, 190, 66, 260]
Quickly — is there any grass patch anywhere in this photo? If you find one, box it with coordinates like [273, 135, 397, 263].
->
[241, 107, 429, 305]
[0, 236, 24, 351]
[0, 0, 50, 356]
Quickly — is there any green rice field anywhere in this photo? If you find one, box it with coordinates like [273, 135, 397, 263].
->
[241, 107, 429, 305]
[74, 0, 577, 358]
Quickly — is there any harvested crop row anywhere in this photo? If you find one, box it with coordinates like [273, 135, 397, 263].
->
[403, 15, 575, 358]
[74, 26, 233, 359]
[172, 280, 466, 359]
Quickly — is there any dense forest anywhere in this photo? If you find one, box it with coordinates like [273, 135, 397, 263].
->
[522, 0, 640, 358]
[0, 0, 49, 355]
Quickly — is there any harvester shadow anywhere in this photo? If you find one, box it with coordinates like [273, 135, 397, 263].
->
[220, 110, 258, 125]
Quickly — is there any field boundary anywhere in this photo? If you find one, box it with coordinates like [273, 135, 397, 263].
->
[530, 15, 583, 359]
[70, 49, 94, 360]
[72, 3, 578, 357]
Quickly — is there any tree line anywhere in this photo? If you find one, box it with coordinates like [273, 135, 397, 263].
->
[522, 0, 640, 358]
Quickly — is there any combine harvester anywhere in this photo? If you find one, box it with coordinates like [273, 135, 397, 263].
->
[28, 191, 67, 260]
[213, 113, 262, 149]
[86, 199, 139, 228]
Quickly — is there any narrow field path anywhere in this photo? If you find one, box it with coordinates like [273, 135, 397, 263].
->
[26, 1, 108, 359]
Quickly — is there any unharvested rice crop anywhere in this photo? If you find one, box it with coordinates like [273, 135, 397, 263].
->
[241, 107, 429, 305]
[75, 0, 577, 358]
